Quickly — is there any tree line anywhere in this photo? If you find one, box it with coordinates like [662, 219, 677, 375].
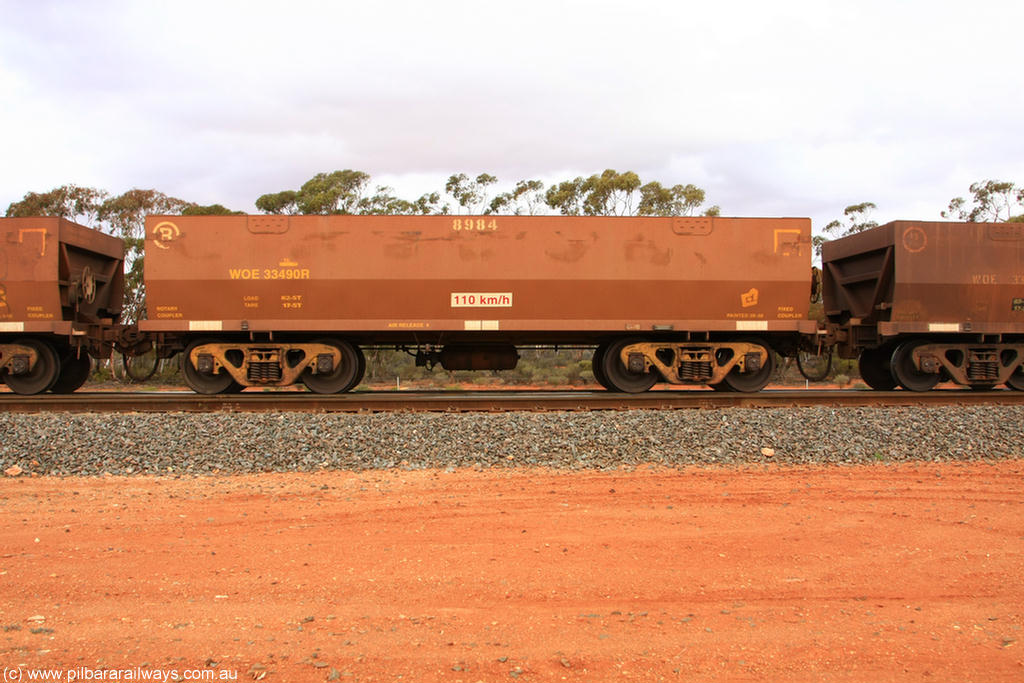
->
[252, 169, 721, 218]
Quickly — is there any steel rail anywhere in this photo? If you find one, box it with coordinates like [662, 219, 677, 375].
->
[2, 389, 1024, 413]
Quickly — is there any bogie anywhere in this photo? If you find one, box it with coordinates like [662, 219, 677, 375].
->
[595, 338, 775, 393]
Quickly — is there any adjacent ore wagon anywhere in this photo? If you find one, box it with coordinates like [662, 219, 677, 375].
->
[822, 220, 1024, 391]
[0, 217, 125, 394]
[142, 214, 817, 393]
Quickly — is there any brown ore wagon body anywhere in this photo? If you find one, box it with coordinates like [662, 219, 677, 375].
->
[0, 217, 125, 394]
[823, 220, 1024, 391]
[142, 214, 816, 394]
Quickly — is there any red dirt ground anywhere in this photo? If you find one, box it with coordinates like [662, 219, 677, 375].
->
[2, 462, 1023, 682]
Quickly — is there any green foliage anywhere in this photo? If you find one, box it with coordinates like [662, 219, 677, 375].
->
[638, 181, 713, 217]
[356, 186, 413, 215]
[580, 169, 641, 216]
[255, 170, 372, 215]
[5, 184, 106, 224]
[544, 170, 716, 217]
[544, 169, 643, 216]
[445, 173, 497, 214]
[411, 192, 445, 215]
[354, 187, 444, 216]
[942, 180, 1024, 222]
[181, 203, 244, 216]
[544, 177, 587, 215]
[259, 169, 717, 220]
[814, 202, 878, 257]
[254, 190, 299, 214]
[489, 179, 546, 215]
[824, 202, 879, 236]
[299, 170, 371, 214]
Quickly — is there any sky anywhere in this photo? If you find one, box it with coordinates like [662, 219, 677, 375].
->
[1, 0, 1022, 233]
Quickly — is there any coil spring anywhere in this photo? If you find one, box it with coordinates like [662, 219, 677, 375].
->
[680, 361, 712, 381]
[967, 361, 998, 381]
[247, 361, 282, 383]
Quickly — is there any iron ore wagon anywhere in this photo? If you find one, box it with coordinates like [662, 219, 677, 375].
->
[822, 220, 1024, 391]
[0, 217, 125, 394]
[141, 214, 817, 393]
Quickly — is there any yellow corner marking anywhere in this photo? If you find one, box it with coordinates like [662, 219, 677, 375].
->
[18, 228, 47, 256]
[770, 228, 802, 254]
[773, 229, 802, 255]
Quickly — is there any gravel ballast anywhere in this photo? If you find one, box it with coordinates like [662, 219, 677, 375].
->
[1, 406, 1022, 476]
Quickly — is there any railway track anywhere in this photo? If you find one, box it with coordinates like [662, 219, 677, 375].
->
[2, 388, 1024, 413]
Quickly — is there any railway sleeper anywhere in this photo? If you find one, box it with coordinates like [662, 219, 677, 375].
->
[905, 342, 1024, 388]
[186, 342, 343, 388]
[619, 341, 771, 388]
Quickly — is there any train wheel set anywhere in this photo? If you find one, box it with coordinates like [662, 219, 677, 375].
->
[2, 215, 1023, 396]
[178, 338, 366, 395]
[858, 338, 1024, 393]
[590, 338, 777, 393]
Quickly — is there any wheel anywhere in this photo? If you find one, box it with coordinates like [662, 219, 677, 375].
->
[181, 340, 239, 394]
[891, 341, 940, 392]
[590, 343, 613, 390]
[858, 345, 898, 390]
[302, 339, 365, 394]
[599, 338, 659, 393]
[4, 339, 60, 395]
[796, 349, 832, 382]
[720, 340, 775, 393]
[123, 349, 159, 382]
[50, 352, 92, 393]
[1007, 365, 1024, 391]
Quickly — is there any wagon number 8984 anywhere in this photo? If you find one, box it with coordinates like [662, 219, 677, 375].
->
[452, 218, 498, 232]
